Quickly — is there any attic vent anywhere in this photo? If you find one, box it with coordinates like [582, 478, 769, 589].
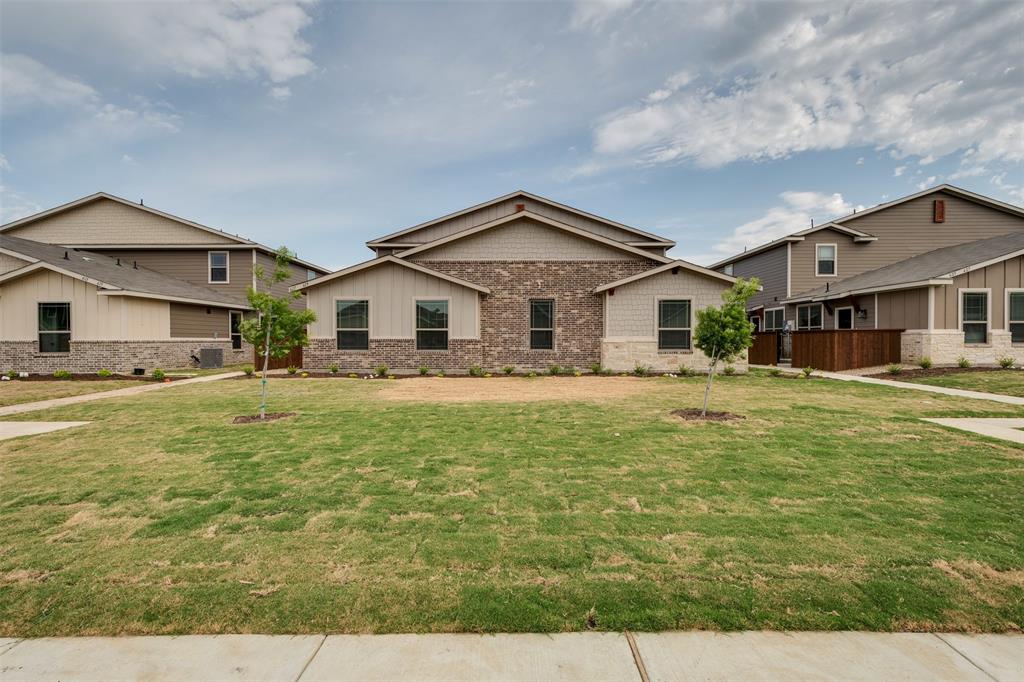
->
[515, 203, 525, 212]
[933, 199, 945, 223]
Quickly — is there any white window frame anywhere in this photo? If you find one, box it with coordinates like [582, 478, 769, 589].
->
[834, 306, 854, 330]
[335, 298, 370, 351]
[723, 263, 734, 276]
[229, 310, 243, 349]
[208, 251, 230, 284]
[749, 315, 761, 332]
[796, 303, 824, 330]
[38, 301, 71, 354]
[764, 307, 785, 331]
[529, 298, 555, 350]
[815, 243, 838, 277]
[656, 297, 692, 351]
[1006, 288, 1024, 345]
[959, 288, 991, 345]
[414, 297, 450, 351]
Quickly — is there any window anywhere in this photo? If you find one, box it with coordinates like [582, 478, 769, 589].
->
[797, 303, 823, 330]
[723, 264, 734, 276]
[658, 300, 691, 350]
[835, 306, 854, 330]
[1009, 291, 1024, 343]
[748, 315, 761, 332]
[816, 244, 836, 276]
[229, 311, 243, 350]
[529, 299, 554, 350]
[209, 251, 229, 283]
[415, 300, 448, 350]
[336, 300, 369, 350]
[961, 291, 988, 344]
[764, 308, 785, 331]
[38, 302, 70, 353]
[307, 269, 317, 281]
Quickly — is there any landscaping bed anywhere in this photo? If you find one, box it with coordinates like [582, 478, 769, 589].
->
[868, 367, 1024, 398]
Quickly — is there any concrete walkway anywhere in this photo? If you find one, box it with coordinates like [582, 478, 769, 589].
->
[1, 632, 1020, 681]
[0, 371, 244, 418]
[0, 421, 90, 442]
[752, 365, 1024, 405]
[923, 417, 1024, 444]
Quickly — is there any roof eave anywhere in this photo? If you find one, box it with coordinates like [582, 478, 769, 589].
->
[786, 278, 954, 304]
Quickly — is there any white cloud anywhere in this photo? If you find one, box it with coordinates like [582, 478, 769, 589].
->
[856, 157, 864, 166]
[991, 173, 1024, 203]
[917, 176, 938, 190]
[0, 186, 43, 223]
[706, 191, 857, 261]
[587, 3, 1023, 170]
[570, 0, 637, 30]
[269, 86, 292, 101]
[893, 166, 906, 177]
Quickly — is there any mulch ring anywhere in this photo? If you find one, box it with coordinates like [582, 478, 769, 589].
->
[866, 366, 1018, 381]
[7, 373, 185, 382]
[672, 408, 745, 422]
[232, 412, 297, 424]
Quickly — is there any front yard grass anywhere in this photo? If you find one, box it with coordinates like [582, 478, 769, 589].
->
[0, 379, 143, 408]
[900, 369, 1024, 397]
[1, 373, 1021, 636]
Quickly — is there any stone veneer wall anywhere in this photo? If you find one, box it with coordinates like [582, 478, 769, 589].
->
[0, 340, 250, 374]
[900, 329, 1024, 365]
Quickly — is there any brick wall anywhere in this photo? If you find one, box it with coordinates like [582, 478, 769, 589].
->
[0, 340, 250, 374]
[305, 337, 483, 373]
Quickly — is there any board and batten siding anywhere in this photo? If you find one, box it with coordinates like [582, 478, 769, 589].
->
[305, 261, 480, 340]
[876, 288, 928, 330]
[0, 269, 169, 340]
[604, 268, 730, 339]
[405, 218, 639, 261]
[731, 245, 787, 311]
[4, 198, 238, 245]
[169, 303, 234, 339]
[933, 255, 1024, 330]
[99, 249, 253, 305]
[0, 252, 31, 276]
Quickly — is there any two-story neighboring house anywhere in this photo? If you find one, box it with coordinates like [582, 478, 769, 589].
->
[293, 191, 742, 373]
[0, 193, 328, 373]
[710, 185, 1024, 366]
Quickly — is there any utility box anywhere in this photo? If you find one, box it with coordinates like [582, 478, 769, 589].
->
[199, 347, 224, 369]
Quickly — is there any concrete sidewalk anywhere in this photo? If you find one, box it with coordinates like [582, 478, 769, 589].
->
[0, 371, 244, 418]
[1, 632, 1020, 681]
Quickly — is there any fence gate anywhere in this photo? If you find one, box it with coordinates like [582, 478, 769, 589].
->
[253, 345, 303, 370]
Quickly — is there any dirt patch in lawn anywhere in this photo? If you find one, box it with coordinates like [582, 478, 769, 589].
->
[672, 408, 745, 422]
[232, 412, 297, 424]
[379, 376, 649, 403]
[866, 367, 1013, 381]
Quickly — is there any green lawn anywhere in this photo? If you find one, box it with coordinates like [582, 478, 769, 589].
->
[0, 379, 143, 408]
[1, 373, 1021, 636]
[901, 369, 1024, 397]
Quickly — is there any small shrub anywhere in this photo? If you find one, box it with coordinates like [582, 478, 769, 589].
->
[918, 357, 933, 369]
[328, 363, 340, 374]
[436, 371, 446, 378]
[6, 370, 17, 379]
[678, 366, 694, 377]
[723, 365, 736, 375]
[886, 363, 903, 375]
[527, 371, 537, 378]
[151, 369, 166, 381]
[801, 366, 815, 379]
[418, 366, 430, 376]
[957, 356, 971, 368]
[484, 372, 492, 378]
[573, 369, 582, 377]
[286, 365, 298, 375]
[96, 369, 113, 378]
[502, 365, 515, 375]
[633, 364, 650, 377]
[998, 356, 1015, 369]
[469, 365, 484, 377]
[548, 365, 562, 376]
[347, 373, 358, 378]
[589, 362, 603, 374]
[53, 369, 72, 380]
[375, 364, 389, 377]
[300, 371, 309, 378]
[243, 365, 255, 376]
[769, 368, 782, 377]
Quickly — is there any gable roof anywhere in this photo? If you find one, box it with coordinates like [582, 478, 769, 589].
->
[290, 255, 490, 294]
[0, 234, 249, 309]
[786, 231, 1024, 303]
[366, 190, 675, 248]
[0, 192, 330, 274]
[393, 211, 674, 264]
[594, 259, 742, 293]
[709, 184, 1024, 270]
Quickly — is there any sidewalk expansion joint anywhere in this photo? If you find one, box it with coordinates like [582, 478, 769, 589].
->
[624, 631, 650, 682]
[933, 633, 999, 682]
[293, 634, 327, 682]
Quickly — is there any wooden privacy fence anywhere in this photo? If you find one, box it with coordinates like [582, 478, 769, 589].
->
[790, 329, 903, 372]
[749, 332, 779, 365]
[253, 345, 303, 370]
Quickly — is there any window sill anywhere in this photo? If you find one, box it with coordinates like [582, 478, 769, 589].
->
[415, 349, 450, 353]
[658, 349, 693, 354]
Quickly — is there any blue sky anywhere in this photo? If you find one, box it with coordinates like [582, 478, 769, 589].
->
[1, 1, 1021, 270]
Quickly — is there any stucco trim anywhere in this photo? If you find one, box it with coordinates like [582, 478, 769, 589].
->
[291, 255, 491, 294]
[593, 259, 738, 293]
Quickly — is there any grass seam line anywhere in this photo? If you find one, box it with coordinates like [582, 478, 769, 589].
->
[624, 631, 650, 682]
[931, 634, 999, 682]
[293, 634, 327, 682]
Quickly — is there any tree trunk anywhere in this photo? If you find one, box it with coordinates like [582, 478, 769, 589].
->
[259, 315, 272, 420]
[702, 348, 719, 418]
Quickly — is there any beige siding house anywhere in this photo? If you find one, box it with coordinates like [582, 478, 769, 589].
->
[295, 191, 740, 373]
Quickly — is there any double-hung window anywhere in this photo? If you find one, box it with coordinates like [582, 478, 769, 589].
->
[764, 308, 785, 331]
[208, 251, 229, 283]
[797, 303, 823, 330]
[1009, 291, 1024, 343]
[39, 302, 71, 353]
[658, 300, 691, 350]
[529, 299, 554, 349]
[816, 244, 836, 276]
[229, 311, 243, 349]
[961, 291, 989, 344]
[336, 300, 369, 350]
[416, 300, 448, 350]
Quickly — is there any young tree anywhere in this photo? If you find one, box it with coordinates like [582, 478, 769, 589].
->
[239, 247, 317, 419]
[693, 277, 760, 417]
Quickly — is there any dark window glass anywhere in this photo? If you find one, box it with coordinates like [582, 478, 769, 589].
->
[529, 299, 554, 349]
[765, 309, 785, 330]
[530, 330, 553, 350]
[962, 293, 987, 344]
[659, 329, 691, 350]
[798, 304, 823, 329]
[38, 303, 70, 353]
[416, 330, 448, 350]
[337, 330, 369, 350]
[209, 252, 228, 282]
[658, 300, 691, 350]
[416, 300, 448, 350]
[336, 300, 369, 349]
[817, 245, 836, 276]
[230, 311, 243, 349]
[837, 308, 853, 329]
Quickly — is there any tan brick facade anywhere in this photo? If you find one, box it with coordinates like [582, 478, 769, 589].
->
[1, 340, 251, 374]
